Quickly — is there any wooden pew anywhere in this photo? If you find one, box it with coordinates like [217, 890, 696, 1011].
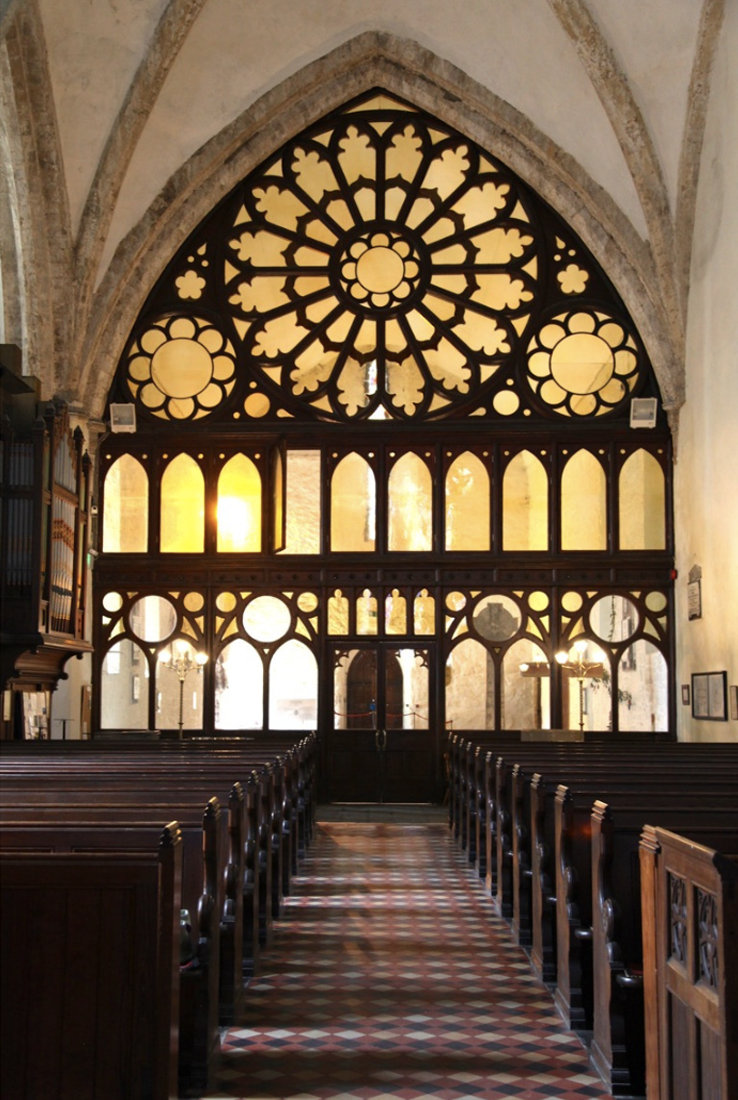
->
[12, 792, 248, 1019]
[467, 737, 523, 874]
[0, 730, 317, 844]
[0, 733, 315, 1094]
[0, 732, 316, 906]
[446, 732, 519, 845]
[492, 746, 738, 931]
[461, 743, 738, 1094]
[0, 796, 225, 1095]
[552, 784, 738, 1023]
[639, 825, 738, 1100]
[0, 747, 290, 934]
[446, 739, 738, 1098]
[0, 733, 315, 977]
[479, 739, 688, 899]
[588, 799, 738, 1097]
[0, 769, 268, 967]
[519, 756, 738, 979]
[0, 826, 183, 1100]
[450, 730, 670, 867]
[0, 750, 294, 1064]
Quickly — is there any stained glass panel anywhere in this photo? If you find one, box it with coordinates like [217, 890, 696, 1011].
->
[619, 450, 666, 549]
[561, 450, 606, 550]
[388, 452, 432, 552]
[160, 454, 204, 552]
[114, 93, 649, 426]
[445, 452, 490, 551]
[331, 453, 376, 551]
[217, 454, 261, 552]
[103, 455, 148, 552]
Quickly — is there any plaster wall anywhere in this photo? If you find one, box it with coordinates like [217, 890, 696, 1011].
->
[51, 653, 92, 739]
[675, 0, 738, 741]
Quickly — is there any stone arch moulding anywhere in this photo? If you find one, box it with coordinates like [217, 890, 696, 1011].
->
[78, 30, 680, 420]
[1, 3, 70, 391]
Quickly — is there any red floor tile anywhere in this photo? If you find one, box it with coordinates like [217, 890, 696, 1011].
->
[200, 822, 611, 1100]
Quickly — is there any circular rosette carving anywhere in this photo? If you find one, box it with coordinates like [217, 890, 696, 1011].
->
[525, 310, 641, 417]
[336, 228, 424, 311]
[223, 99, 540, 420]
[125, 316, 237, 420]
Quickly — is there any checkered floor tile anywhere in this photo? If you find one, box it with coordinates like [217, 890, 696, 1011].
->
[199, 821, 611, 1099]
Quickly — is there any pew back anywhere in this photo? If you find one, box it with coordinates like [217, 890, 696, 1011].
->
[640, 825, 738, 1100]
[0, 828, 182, 1100]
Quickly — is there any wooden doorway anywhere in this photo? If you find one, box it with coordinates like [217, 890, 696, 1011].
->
[327, 645, 440, 804]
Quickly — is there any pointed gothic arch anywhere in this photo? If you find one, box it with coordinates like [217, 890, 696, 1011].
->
[77, 34, 683, 416]
[94, 87, 674, 785]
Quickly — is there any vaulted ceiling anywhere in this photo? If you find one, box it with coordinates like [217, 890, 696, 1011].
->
[0, 0, 726, 421]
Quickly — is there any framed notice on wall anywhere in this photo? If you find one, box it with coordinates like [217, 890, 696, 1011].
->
[730, 685, 738, 721]
[691, 671, 727, 721]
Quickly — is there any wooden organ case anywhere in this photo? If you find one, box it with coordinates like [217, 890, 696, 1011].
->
[1, 352, 92, 738]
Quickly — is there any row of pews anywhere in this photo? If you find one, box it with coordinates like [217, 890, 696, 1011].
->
[447, 732, 738, 1100]
[0, 732, 317, 1100]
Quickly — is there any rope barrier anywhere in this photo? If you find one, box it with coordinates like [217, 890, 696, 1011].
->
[332, 707, 429, 722]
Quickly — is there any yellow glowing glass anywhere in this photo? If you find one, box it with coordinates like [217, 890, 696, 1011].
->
[215, 639, 263, 729]
[385, 590, 407, 635]
[387, 648, 429, 729]
[160, 454, 204, 552]
[445, 452, 490, 551]
[446, 638, 493, 729]
[503, 451, 548, 551]
[619, 450, 665, 550]
[328, 590, 349, 635]
[356, 590, 378, 635]
[414, 590, 436, 635]
[388, 452, 432, 552]
[217, 454, 261, 552]
[269, 640, 318, 729]
[331, 453, 376, 551]
[103, 455, 148, 552]
[561, 450, 607, 550]
[503, 639, 551, 729]
[280, 450, 321, 554]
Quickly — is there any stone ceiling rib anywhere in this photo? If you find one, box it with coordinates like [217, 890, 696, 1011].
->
[0, 51, 24, 347]
[1, 0, 71, 391]
[675, 0, 725, 312]
[547, 0, 683, 369]
[72, 0, 208, 372]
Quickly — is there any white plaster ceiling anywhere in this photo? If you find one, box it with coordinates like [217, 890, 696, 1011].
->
[587, 0, 705, 209]
[37, 0, 170, 233]
[33, 0, 705, 287]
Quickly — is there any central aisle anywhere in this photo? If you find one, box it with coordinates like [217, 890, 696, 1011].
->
[205, 821, 611, 1100]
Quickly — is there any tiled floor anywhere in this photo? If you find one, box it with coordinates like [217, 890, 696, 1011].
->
[202, 817, 611, 1100]
[314, 803, 449, 824]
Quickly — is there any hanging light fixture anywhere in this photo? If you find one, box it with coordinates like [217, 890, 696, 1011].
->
[555, 639, 606, 733]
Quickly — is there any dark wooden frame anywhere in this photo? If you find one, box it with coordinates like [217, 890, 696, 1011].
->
[91, 92, 677, 761]
[691, 671, 727, 721]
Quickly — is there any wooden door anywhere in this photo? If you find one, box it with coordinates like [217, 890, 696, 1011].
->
[327, 645, 440, 803]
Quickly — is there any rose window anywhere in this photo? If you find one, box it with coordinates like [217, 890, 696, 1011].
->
[125, 315, 237, 420]
[115, 92, 651, 424]
[526, 310, 640, 417]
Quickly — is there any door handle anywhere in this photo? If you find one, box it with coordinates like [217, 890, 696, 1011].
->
[375, 728, 382, 751]
[379, 728, 387, 752]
